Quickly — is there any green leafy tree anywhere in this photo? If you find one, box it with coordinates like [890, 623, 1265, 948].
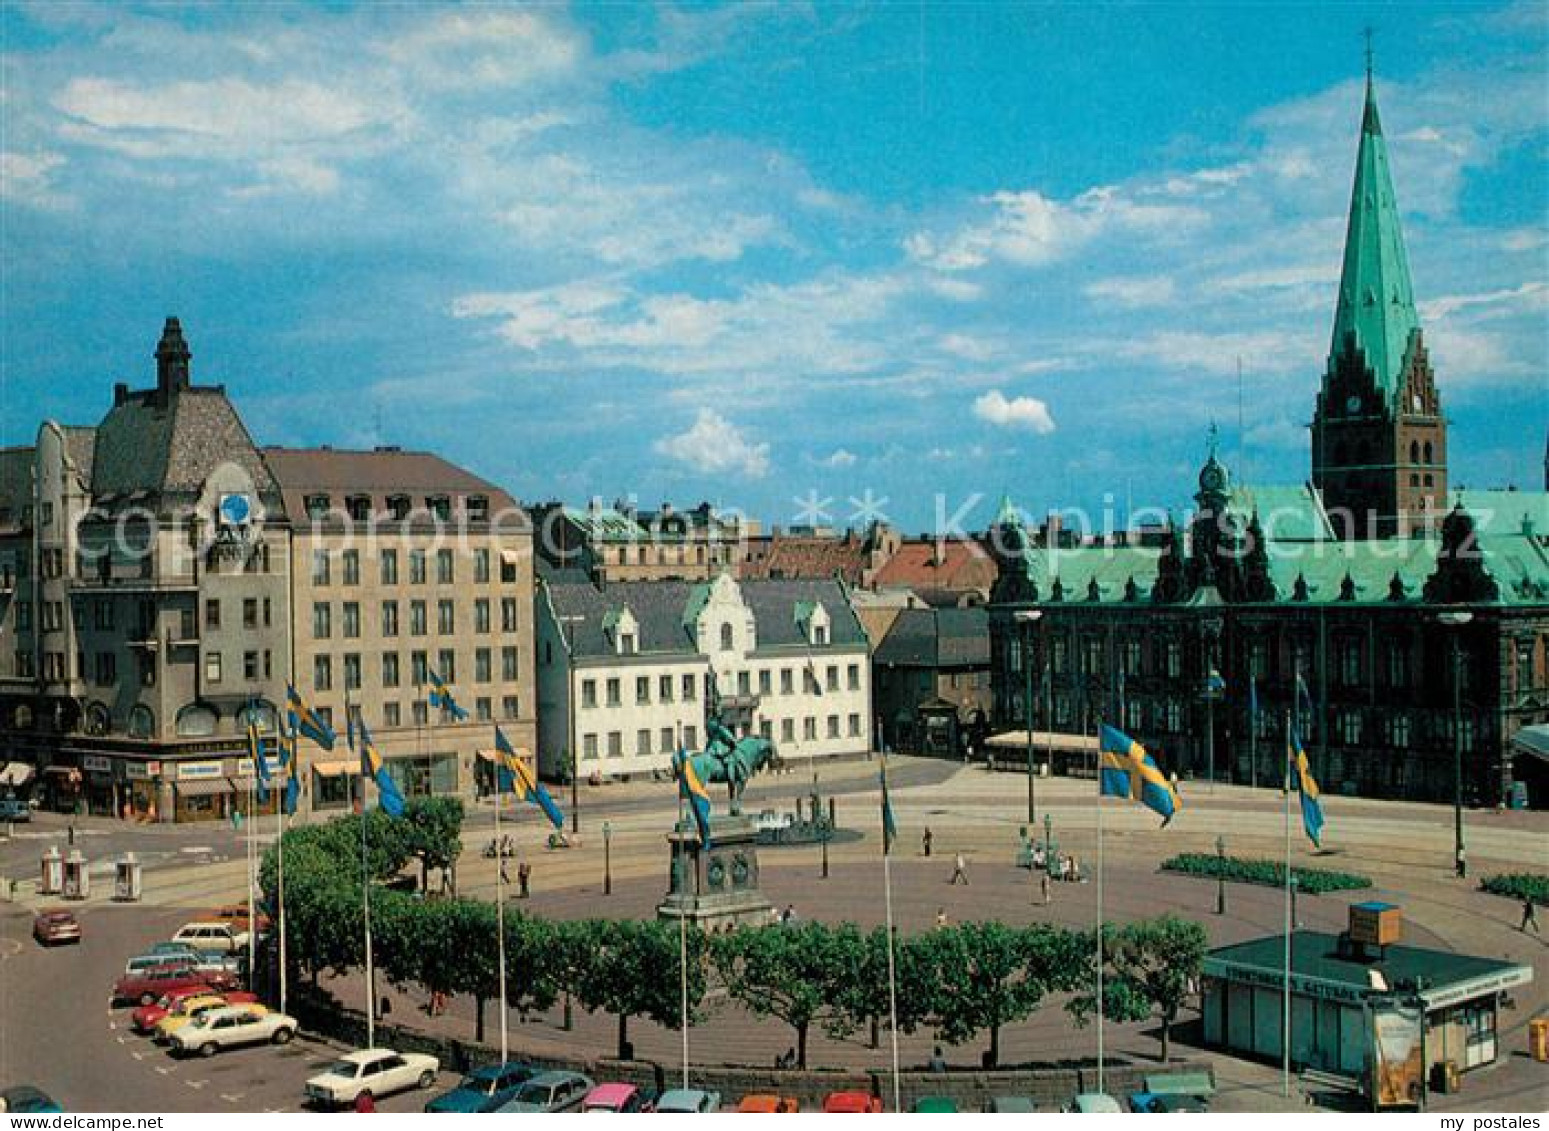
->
[400, 797, 464, 891]
[566, 919, 706, 1059]
[714, 922, 866, 1069]
[1069, 915, 1206, 1061]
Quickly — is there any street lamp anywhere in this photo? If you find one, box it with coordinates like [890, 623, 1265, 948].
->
[603, 820, 613, 896]
[1015, 610, 1044, 824]
[1437, 610, 1474, 879]
[1215, 834, 1227, 915]
[558, 613, 585, 835]
[1201, 616, 1224, 791]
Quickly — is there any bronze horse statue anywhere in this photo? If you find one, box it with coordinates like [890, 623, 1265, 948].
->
[679, 692, 782, 815]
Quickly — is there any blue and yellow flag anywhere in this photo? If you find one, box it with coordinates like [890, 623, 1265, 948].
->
[493, 726, 564, 830]
[879, 756, 897, 855]
[1249, 675, 1259, 721]
[1206, 668, 1227, 696]
[246, 702, 270, 805]
[1099, 724, 1180, 826]
[278, 718, 301, 817]
[1294, 671, 1315, 722]
[1288, 723, 1324, 848]
[286, 684, 336, 751]
[674, 749, 713, 849]
[352, 715, 405, 817]
[427, 670, 470, 722]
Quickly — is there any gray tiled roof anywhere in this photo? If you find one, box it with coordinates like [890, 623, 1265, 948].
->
[0, 447, 33, 528]
[546, 576, 867, 659]
[873, 606, 989, 668]
[263, 446, 520, 525]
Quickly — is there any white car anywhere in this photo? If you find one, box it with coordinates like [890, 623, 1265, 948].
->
[170, 921, 250, 954]
[306, 1048, 440, 1109]
[168, 1005, 297, 1058]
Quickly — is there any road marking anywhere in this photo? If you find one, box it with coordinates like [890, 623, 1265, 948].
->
[131, 1052, 144, 1061]
[117, 1035, 127, 1044]
[221, 1094, 244, 1104]
[155, 1066, 172, 1076]
[186, 1080, 207, 1090]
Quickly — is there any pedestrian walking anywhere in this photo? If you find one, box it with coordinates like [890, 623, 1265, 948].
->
[935, 907, 948, 928]
[949, 853, 969, 885]
[354, 1090, 376, 1113]
[922, 827, 933, 858]
[1521, 896, 1541, 934]
[1040, 872, 1051, 906]
[499, 859, 510, 887]
[517, 861, 531, 899]
[928, 1046, 948, 1074]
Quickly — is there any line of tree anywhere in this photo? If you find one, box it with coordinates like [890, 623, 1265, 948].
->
[261, 805, 1207, 1068]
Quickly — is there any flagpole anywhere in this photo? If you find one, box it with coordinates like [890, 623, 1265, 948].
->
[1095, 710, 1105, 1096]
[1250, 678, 1259, 790]
[351, 701, 376, 1050]
[881, 821, 901, 1113]
[247, 772, 257, 987]
[1282, 710, 1292, 1098]
[678, 788, 690, 1090]
[276, 763, 287, 1016]
[495, 759, 509, 1064]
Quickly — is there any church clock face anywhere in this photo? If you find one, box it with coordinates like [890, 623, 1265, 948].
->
[1346, 395, 1362, 414]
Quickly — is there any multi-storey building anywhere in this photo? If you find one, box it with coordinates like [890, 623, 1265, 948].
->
[0, 319, 537, 820]
[529, 499, 750, 583]
[535, 573, 871, 782]
[872, 605, 992, 756]
[985, 75, 1549, 808]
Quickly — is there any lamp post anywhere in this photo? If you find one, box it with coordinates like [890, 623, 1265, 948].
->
[1215, 834, 1227, 915]
[1042, 812, 1053, 860]
[1015, 610, 1043, 824]
[558, 613, 585, 835]
[603, 820, 612, 896]
[1437, 611, 1473, 879]
[1202, 616, 1223, 791]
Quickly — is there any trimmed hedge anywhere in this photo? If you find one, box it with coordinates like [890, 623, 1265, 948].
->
[1480, 873, 1548, 906]
[1161, 853, 1371, 895]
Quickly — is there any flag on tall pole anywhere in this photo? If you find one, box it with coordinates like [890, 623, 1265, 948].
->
[287, 684, 336, 750]
[878, 757, 897, 855]
[878, 754, 901, 1112]
[427, 669, 470, 722]
[1098, 724, 1181, 826]
[353, 715, 406, 818]
[493, 726, 564, 830]
[1248, 675, 1260, 789]
[246, 701, 271, 806]
[1288, 723, 1325, 848]
[673, 749, 713, 849]
[278, 718, 301, 818]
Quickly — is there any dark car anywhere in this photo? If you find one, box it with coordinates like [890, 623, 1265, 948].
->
[0, 796, 30, 822]
[33, 909, 81, 945]
[0, 1086, 62, 1113]
[1128, 1092, 1209, 1113]
[113, 965, 235, 1007]
[424, 1062, 538, 1113]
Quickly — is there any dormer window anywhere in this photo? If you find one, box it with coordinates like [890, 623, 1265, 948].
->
[814, 625, 828, 645]
[304, 494, 330, 519]
[605, 607, 639, 656]
[720, 623, 735, 651]
[620, 633, 636, 655]
[346, 495, 372, 521]
[467, 495, 489, 522]
[387, 494, 411, 521]
[427, 495, 451, 521]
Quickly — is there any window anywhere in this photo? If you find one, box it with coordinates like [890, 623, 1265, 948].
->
[847, 663, 860, 691]
[313, 602, 331, 639]
[848, 713, 861, 737]
[637, 729, 652, 757]
[469, 496, 490, 522]
[814, 625, 828, 646]
[683, 725, 697, 751]
[344, 653, 362, 691]
[436, 548, 454, 585]
[382, 653, 401, 688]
[410, 600, 427, 636]
[342, 602, 360, 639]
[380, 549, 398, 585]
[1517, 643, 1534, 693]
[244, 651, 259, 680]
[781, 718, 795, 743]
[383, 702, 401, 727]
[1339, 640, 1362, 686]
[737, 671, 750, 696]
[412, 701, 428, 726]
[138, 651, 155, 687]
[1165, 641, 1181, 680]
[781, 668, 793, 695]
[1388, 713, 1410, 747]
[582, 733, 599, 761]
[242, 598, 257, 630]
[759, 669, 772, 695]
[606, 678, 621, 707]
[1338, 710, 1362, 745]
[502, 646, 518, 681]
[619, 633, 636, 655]
[382, 600, 399, 637]
[607, 731, 622, 759]
[1052, 638, 1068, 675]
[95, 652, 116, 685]
[582, 679, 597, 708]
[502, 695, 519, 719]
[720, 623, 735, 651]
[201, 651, 222, 683]
[312, 549, 330, 586]
[428, 495, 451, 521]
[205, 598, 221, 629]
[473, 548, 490, 583]
[804, 666, 818, 695]
[342, 549, 360, 586]
[476, 648, 492, 683]
[387, 494, 411, 521]
[661, 726, 675, 753]
[826, 665, 839, 692]
[501, 598, 518, 633]
[636, 676, 650, 705]
[474, 599, 491, 634]
[437, 649, 456, 683]
[409, 550, 427, 585]
[683, 673, 697, 701]
[313, 655, 331, 691]
[827, 714, 840, 739]
[1386, 640, 1408, 687]
[304, 494, 330, 519]
[660, 674, 674, 702]
[476, 697, 493, 722]
[1165, 701, 1182, 733]
[412, 650, 429, 686]
[1123, 639, 1142, 676]
[438, 600, 455, 634]
[804, 717, 818, 741]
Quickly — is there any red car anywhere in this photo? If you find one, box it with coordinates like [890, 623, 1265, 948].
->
[823, 1092, 883, 1113]
[113, 964, 236, 1007]
[130, 986, 257, 1032]
[33, 909, 81, 946]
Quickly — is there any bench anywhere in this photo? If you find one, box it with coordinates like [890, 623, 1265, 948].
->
[1142, 1071, 1216, 1097]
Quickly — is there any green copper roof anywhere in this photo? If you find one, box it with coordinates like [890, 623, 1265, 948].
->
[1329, 77, 1420, 400]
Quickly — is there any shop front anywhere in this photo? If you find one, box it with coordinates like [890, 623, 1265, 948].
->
[387, 751, 459, 800]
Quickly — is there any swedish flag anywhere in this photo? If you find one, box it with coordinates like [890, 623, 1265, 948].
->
[278, 719, 301, 817]
[1288, 724, 1325, 848]
[879, 756, 898, 855]
[246, 702, 270, 805]
[286, 684, 336, 751]
[352, 715, 405, 817]
[673, 749, 713, 849]
[493, 726, 564, 830]
[1099, 724, 1180, 826]
[427, 669, 470, 722]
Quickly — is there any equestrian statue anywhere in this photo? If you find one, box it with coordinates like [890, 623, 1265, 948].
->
[675, 674, 781, 816]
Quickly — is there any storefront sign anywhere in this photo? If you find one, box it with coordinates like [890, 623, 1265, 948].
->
[1371, 1000, 1424, 1109]
[145, 761, 161, 776]
[82, 755, 112, 774]
[125, 762, 152, 781]
[176, 760, 224, 780]
[1423, 966, 1532, 1010]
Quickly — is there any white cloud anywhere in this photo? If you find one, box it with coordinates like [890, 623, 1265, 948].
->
[377, 9, 585, 91]
[1419, 281, 1548, 323]
[653, 410, 771, 479]
[1084, 275, 1177, 308]
[973, 390, 1056, 434]
[0, 150, 67, 207]
[818, 449, 858, 468]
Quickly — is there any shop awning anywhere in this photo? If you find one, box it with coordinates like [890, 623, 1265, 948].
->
[985, 729, 1101, 754]
[0, 762, 35, 786]
[476, 747, 535, 763]
[1511, 724, 1549, 765]
[174, 778, 235, 798]
[309, 761, 357, 777]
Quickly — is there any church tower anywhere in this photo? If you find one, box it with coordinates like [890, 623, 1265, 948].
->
[1311, 66, 1447, 539]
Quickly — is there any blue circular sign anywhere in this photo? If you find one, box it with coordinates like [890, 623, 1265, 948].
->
[218, 493, 252, 525]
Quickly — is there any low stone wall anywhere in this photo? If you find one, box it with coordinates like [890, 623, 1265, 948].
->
[292, 988, 1213, 1111]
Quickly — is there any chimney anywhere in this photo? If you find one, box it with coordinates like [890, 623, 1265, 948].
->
[155, 316, 191, 399]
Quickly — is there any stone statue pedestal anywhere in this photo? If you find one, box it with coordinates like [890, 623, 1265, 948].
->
[657, 814, 774, 930]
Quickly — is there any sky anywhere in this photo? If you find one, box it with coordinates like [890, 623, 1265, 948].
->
[1, 1, 1545, 534]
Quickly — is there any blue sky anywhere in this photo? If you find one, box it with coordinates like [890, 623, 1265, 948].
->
[2, 1, 1545, 533]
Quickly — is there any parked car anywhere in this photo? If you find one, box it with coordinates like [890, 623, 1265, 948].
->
[204, 902, 273, 935]
[170, 921, 249, 954]
[986, 1096, 1037, 1113]
[33, 909, 81, 945]
[425, 1062, 538, 1113]
[1128, 1092, 1209, 1113]
[655, 1088, 721, 1114]
[582, 1083, 655, 1113]
[1066, 1093, 1124, 1113]
[0, 796, 32, 822]
[169, 1005, 294, 1058]
[112, 966, 227, 1007]
[305, 1049, 440, 1109]
[157, 999, 268, 1044]
[735, 1094, 800, 1112]
[125, 951, 199, 977]
[494, 1071, 594, 1113]
[0, 1086, 61, 1113]
[912, 1096, 958, 1113]
[132, 986, 218, 1032]
[823, 1092, 883, 1113]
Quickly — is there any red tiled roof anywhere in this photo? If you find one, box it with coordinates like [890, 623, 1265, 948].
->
[871, 538, 996, 593]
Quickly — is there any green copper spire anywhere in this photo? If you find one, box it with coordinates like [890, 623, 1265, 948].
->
[1328, 71, 1420, 401]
